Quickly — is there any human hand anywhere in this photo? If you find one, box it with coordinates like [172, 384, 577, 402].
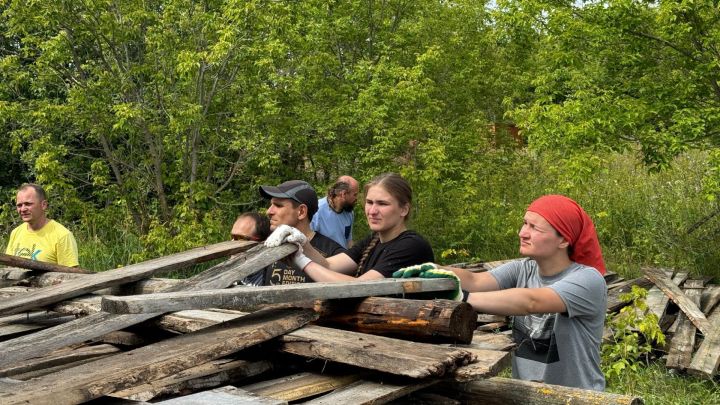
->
[392, 262, 438, 278]
[418, 268, 464, 302]
[264, 225, 308, 248]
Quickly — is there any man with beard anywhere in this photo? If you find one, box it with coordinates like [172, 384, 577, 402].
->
[311, 175, 359, 248]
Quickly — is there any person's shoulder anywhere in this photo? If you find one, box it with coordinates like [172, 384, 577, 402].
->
[46, 220, 72, 234]
[311, 231, 347, 255]
[394, 230, 431, 246]
[566, 262, 607, 285]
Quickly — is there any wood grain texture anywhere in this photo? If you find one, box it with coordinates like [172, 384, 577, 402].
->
[279, 325, 475, 378]
[0, 308, 316, 405]
[101, 278, 458, 314]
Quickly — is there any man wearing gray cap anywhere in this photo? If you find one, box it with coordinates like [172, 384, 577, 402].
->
[242, 180, 346, 286]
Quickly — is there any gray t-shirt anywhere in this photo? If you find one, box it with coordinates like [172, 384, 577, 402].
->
[490, 258, 607, 391]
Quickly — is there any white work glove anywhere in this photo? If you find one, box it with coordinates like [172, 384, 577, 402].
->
[264, 224, 308, 248]
[264, 225, 312, 270]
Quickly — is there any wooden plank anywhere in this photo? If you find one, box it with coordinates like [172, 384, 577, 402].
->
[0, 268, 182, 294]
[0, 253, 92, 274]
[606, 277, 654, 312]
[642, 268, 711, 335]
[444, 377, 644, 404]
[701, 285, 720, 314]
[153, 386, 286, 405]
[279, 325, 475, 378]
[242, 372, 362, 401]
[449, 347, 511, 382]
[101, 278, 458, 314]
[0, 311, 76, 339]
[666, 281, 704, 370]
[0, 343, 120, 378]
[452, 331, 515, 351]
[687, 303, 720, 379]
[0, 308, 316, 405]
[156, 309, 246, 333]
[111, 359, 272, 401]
[646, 271, 686, 327]
[303, 379, 437, 405]
[0, 244, 294, 368]
[0, 240, 256, 316]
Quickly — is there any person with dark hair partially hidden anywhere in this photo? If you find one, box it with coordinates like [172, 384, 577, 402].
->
[394, 195, 607, 391]
[265, 173, 434, 282]
[5, 183, 79, 267]
[311, 175, 359, 248]
[231, 212, 271, 242]
[242, 180, 346, 286]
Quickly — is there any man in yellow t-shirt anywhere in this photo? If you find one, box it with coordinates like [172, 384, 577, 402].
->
[5, 184, 79, 267]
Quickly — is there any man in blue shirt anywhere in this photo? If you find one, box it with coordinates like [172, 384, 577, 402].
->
[311, 175, 358, 248]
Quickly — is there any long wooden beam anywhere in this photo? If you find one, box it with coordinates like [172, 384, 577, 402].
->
[0, 240, 255, 316]
[278, 325, 475, 378]
[0, 308, 316, 405]
[0, 243, 295, 368]
[101, 278, 458, 314]
[642, 267, 711, 334]
[445, 377, 644, 404]
[0, 253, 92, 274]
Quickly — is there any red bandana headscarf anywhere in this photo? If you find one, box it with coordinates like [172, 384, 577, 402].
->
[527, 195, 606, 275]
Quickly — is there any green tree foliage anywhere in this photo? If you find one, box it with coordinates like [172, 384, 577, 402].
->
[2, 0, 720, 279]
[505, 1, 720, 177]
[0, 0, 517, 263]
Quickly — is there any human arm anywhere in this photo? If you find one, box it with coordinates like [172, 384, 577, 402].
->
[302, 261, 385, 282]
[466, 287, 566, 316]
[440, 266, 500, 292]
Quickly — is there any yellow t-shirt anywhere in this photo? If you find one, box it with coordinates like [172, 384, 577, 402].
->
[5, 220, 79, 267]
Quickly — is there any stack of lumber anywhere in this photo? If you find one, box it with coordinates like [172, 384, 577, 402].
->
[636, 268, 720, 379]
[0, 245, 643, 404]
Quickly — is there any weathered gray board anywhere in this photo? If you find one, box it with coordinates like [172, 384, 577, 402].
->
[0, 243, 296, 368]
[445, 376, 644, 404]
[0, 308, 316, 405]
[302, 379, 437, 405]
[111, 359, 272, 401]
[0, 240, 255, 316]
[666, 280, 704, 370]
[241, 372, 362, 402]
[153, 386, 286, 405]
[0, 252, 92, 274]
[646, 271, 686, 328]
[687, 303, 720, 378]
[643, 268, 711, 335]
[101, 278, 458, 314]
[278, 325, 475, 378]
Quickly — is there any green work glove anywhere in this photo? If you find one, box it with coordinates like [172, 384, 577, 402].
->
[392, 262, 438, 278]
[417, 268, 464, 302]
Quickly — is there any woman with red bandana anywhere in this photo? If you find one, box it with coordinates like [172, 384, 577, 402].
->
[394, 195, 607, 391]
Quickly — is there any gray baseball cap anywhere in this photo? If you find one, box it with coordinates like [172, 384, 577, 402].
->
[259, 180, 318, 220]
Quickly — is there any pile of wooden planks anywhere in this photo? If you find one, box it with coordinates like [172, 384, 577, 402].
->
[0, 245, 643, 404]
[637, 268, 720, 378]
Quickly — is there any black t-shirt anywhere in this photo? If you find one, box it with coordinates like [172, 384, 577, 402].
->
[346, 230, 434, 278]
[260, 232, 346, 285]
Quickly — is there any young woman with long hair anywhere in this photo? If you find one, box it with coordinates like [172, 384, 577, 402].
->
[265, 173, 434, 281]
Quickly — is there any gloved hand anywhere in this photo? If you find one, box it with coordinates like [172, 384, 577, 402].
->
[393, 263, 463, 302]
[418, 268, 464, 302]
[392, 262, 438, 278]
[264, 224, 308, 248]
